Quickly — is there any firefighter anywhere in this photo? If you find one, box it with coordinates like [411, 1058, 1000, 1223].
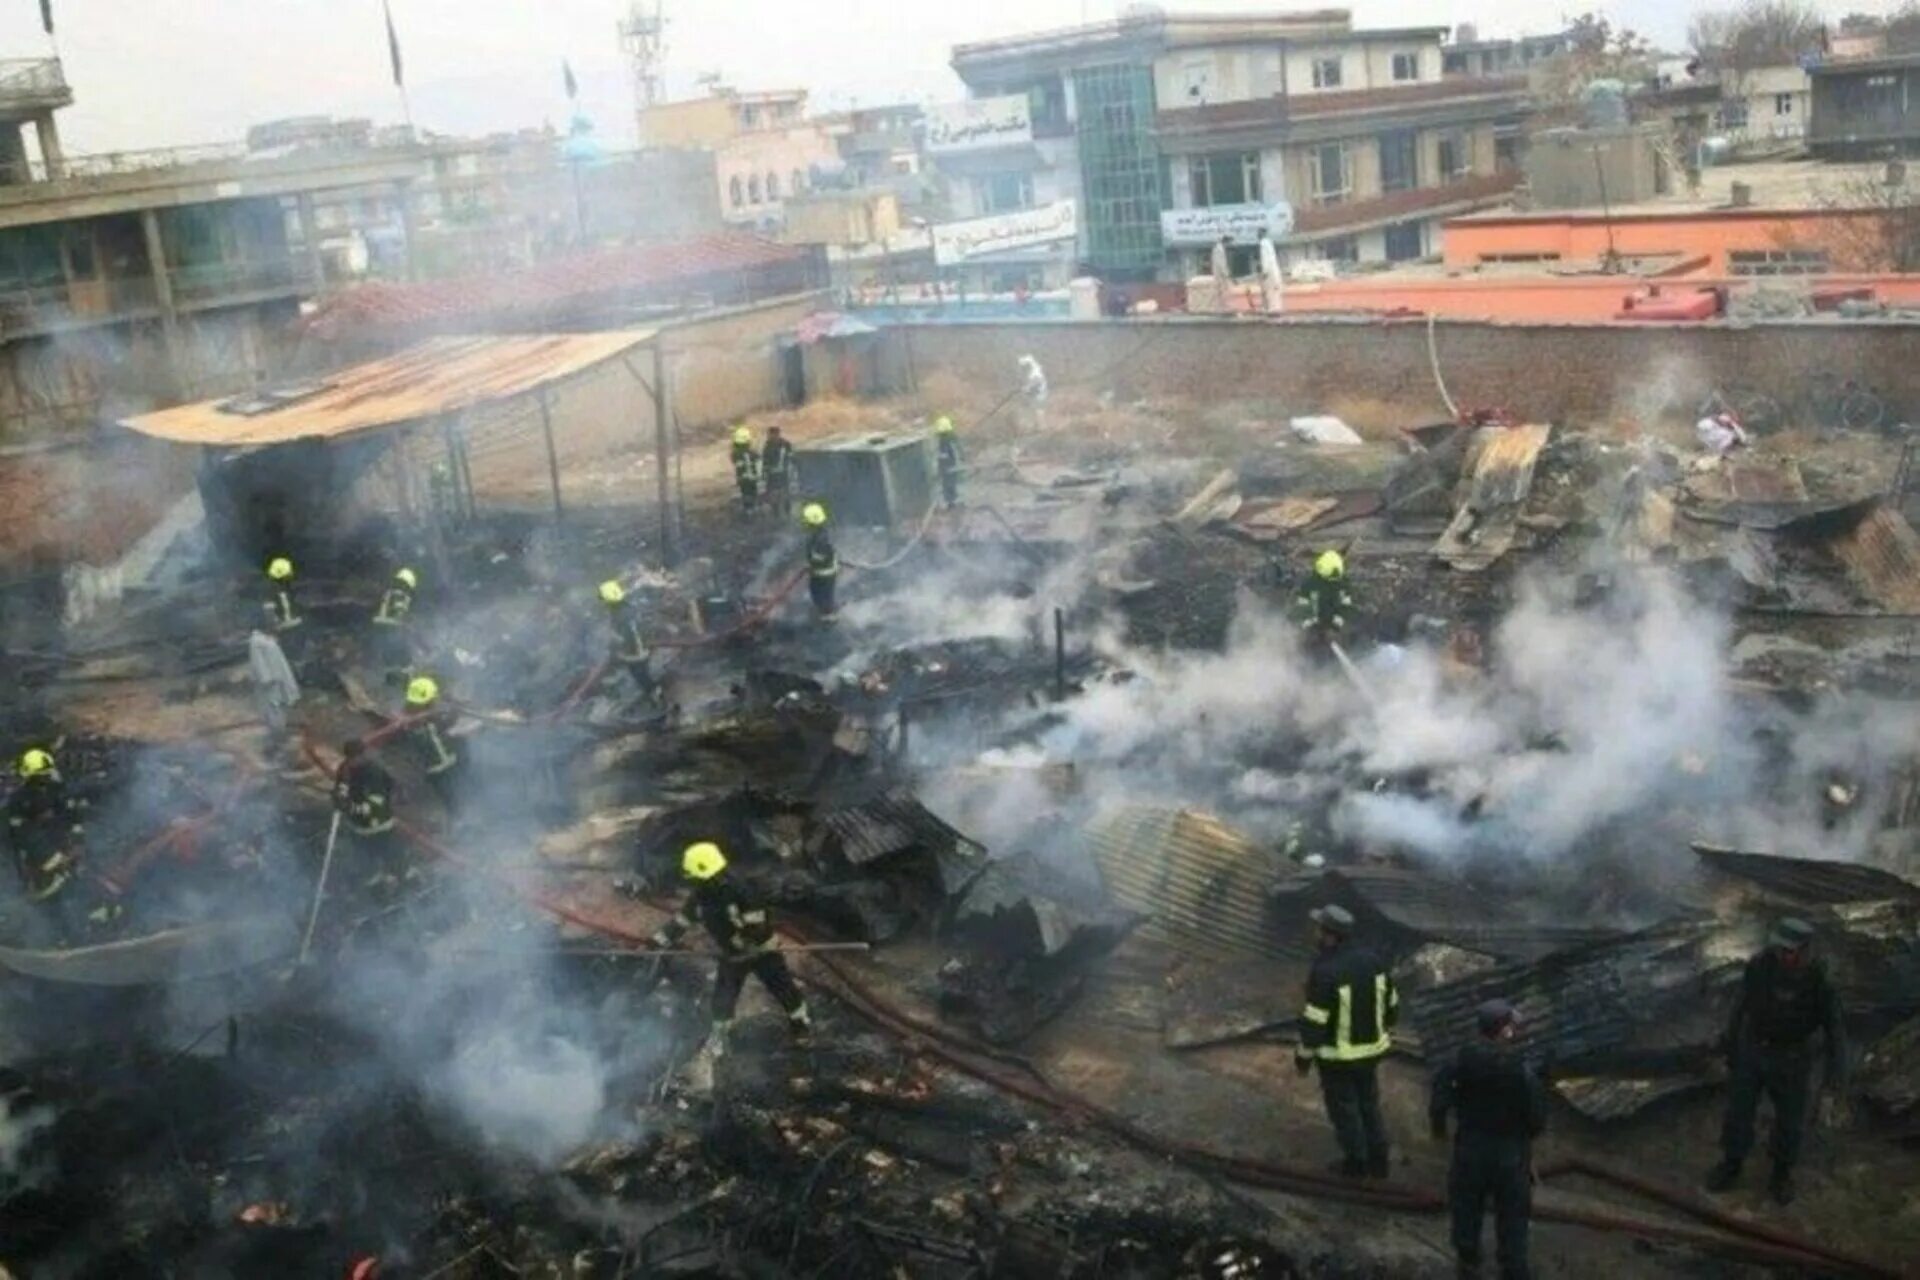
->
[762, 425, 794, 519]
[332, 739, 403, 889]
[401, 676, 463, 813]
[599, 580, 659, 703]
[1431, 999, 1546, 1280]
[934, 415, 962, 508]
[1706, 918, 1846, 1205]
[371, 566, 418, 677]
[801, 503, 838, 622]
[263, 557, 303, 637]
[1294, 549, 1353, 655]
[6, 748, 83, 906]
[648, 840, 811, 1054]
[730, 425, 761, 517]
[1295, 904, 1397, 1178]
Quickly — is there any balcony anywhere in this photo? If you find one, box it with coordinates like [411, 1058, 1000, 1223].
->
[1156, 75, 1529, 144]
[0, 58, 72, 117]
[1293, 170, 1521, 237]
[0, 258, 314, 340]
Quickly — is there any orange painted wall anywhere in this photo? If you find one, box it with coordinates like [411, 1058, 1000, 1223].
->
[1210, 272, 1920, 323]
[1440, 208, 1891, 274]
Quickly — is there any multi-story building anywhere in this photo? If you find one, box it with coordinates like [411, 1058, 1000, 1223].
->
[1439, 26, 1574, 79]
[637, 86, 841, 232]
[0, 83, 422, 434]
[933, 9, 1529, 285]
[1809, 54, 1920, 158]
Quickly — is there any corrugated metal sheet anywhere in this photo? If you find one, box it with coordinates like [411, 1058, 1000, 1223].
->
[1433, 423, 1551, 571]
[1086, 805, 1296, 962]
[1828, 502, 1920, 614]
[1407, 923, 1721, 1069]
[120, 332, 655, 446]
[1554, 1070, 1719, 1122]
[1318, 865, 1627, 961]
[1693, 843, 1920, 905]
[819, 788, 985, 887]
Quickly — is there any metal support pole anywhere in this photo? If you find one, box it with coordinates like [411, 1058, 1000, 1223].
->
[1054, 607, 1066, 701]
[651, 337, 676, 564]
[538, 387, 565, 524]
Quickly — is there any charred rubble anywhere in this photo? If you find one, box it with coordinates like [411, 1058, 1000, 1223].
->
[1, 402, 1918, 1279]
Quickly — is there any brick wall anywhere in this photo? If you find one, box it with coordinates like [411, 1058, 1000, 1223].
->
[864, 317, 1920, 424]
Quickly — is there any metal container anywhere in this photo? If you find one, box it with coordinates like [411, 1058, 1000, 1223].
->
[792, 430, 936, 528]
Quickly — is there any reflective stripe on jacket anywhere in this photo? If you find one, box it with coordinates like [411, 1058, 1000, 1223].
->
[1301, 943, 1397, 1062]
[806, 531, 838, 579]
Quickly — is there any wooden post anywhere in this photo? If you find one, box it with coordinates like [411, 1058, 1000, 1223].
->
[650, 336, 676, 564]
[139, 209, 185, 397]
[538, 387, 565, 524]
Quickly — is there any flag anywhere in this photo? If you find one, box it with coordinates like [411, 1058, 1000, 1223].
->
[39, 0, 53, 36]
[383, 0, 404, 88]
[563, 60, 578, 100]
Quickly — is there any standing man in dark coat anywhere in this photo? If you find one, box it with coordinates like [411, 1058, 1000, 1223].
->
[1706, 917, 1846, 1205]
[1295, 904, 1397, 1177]
[1431, 999, 1547, 1279]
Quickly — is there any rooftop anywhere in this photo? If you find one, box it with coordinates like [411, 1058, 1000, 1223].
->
[1459, 157, 1899, 223]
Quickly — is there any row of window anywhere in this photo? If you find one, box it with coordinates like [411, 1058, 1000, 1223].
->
[1309, 50, 1422, 91]
[1180, 132, 1474, 211]
[1209, 219, 1424, 272]
[728, 169, 808, 209]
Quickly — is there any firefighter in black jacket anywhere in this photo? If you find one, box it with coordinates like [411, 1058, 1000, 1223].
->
[649, 841, 811, 1055]
[1296, 904, 1398, 1177]
[262, 556, 304, 662]
[730, 426, 761, 517]
[934, 415, 962, 508]
[1294, 550, 1353, 653]
[801, 503, 838, 621]
[332, 739, 402, 887]
[762, 426, 794, 519]
[1431, 999, 1546, 1280]
[401, 676, 463, 812]
[371, 566, 418, 677]
[1706, 917, 1846, 1205]
[598, 580, 659, 702]
[7, 748, 83, 905]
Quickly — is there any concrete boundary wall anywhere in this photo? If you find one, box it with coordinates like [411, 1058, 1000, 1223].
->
[865, 318, 1920, 424]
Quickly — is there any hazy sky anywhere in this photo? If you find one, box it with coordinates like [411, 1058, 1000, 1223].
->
[1, 0, 1906, 154]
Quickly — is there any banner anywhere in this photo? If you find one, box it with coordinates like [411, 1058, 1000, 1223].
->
[1160, 202, 1295, 247]
[925, 95, 1033, 154]
[932, 200, 1077, 265]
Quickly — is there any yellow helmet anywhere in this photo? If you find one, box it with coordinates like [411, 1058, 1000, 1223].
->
[801, 502, 828, 528]
[732, 425, 752, 447]
[682, 841, 728, 881]
[598, 580, 626, 605]
[934, 415, 955, 434]
[1315, 550, 1346, 581]
[267, 557, 294, 581]
[19, 748, 53, 779]
[395, 567, 418, 590]
[405, 676, 441, 707]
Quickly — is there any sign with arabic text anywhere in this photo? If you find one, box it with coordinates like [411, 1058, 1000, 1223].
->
[1160, 201, 1295, 247]
[932, 200, 1077, 266]
[926, 95, 1033, 154]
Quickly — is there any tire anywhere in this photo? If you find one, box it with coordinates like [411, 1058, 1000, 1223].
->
[1841, 389, 1885, 432]
[1731, 390, 1783, 434]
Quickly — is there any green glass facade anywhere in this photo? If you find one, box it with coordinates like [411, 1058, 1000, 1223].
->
[1071, 63, 1165, 275]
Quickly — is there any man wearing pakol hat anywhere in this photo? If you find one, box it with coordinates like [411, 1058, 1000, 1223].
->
[1430, 999, 1546, 1279]
[1705, 917, 1846, 1205]
[1295, 903, 1398, 1178]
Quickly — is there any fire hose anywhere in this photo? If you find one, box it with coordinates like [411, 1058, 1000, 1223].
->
[260, 795, 1898, 1279]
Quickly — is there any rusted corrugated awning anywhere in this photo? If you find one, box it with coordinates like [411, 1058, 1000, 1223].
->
[119, 331, 656, 447]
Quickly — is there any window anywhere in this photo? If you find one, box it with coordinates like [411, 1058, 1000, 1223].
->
[1379, 130, 1418, 193]
[1028, 76, 1068, 130]
[1311, 141, 1350, 203]
[766, 171, 780, 200]
[1437, 131, 1471, 180]
[729, 176, 744, 208]
[1311, 57, 1343, 89]
[1775, 93, 1795, 116]
[1443, 51, 1467, 75]
[1318, 235, 1358, 263]
[1179, 58, 1215, 103]
[1479, 251, 1562, 264]
[1391, 52, 1419, 82]
[1189, 152, 1261, 207]
[976, 171, 1034, 213]
[1384, 221, 1424, 262]
[793, 168, 807, 194]
[64, 229, 96, 278]
[1729, 248, 1829, 276]
[748, 173, 762, 203]
[1720, 100, 1750, 129]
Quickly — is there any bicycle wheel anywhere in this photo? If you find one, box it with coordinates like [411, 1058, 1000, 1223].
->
[1731, 389, 1783, 433]
[1841, 389, 1885, 431]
